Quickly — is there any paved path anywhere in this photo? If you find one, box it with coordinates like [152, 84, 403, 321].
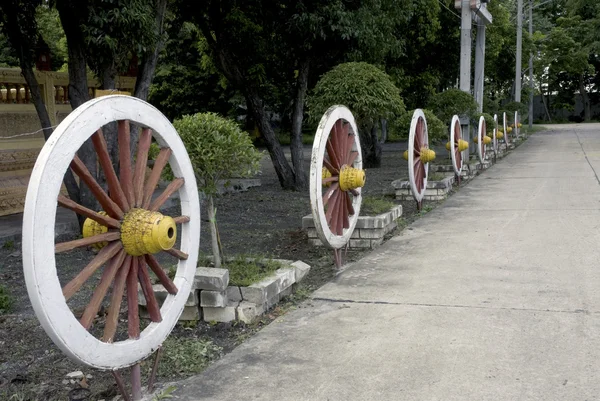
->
[173, 124, 600, 401]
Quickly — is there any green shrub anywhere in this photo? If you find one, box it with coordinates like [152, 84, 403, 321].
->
[427, 89, 478, 125]
[0, 285, 13, 314]
[474, 112, 495, 134]
[225, 255, 283, 287]
[501, 101, 528, 121]
[156, 337, 222, 377]
[173, 112, 263, 268]
[389, 109, 446, 144]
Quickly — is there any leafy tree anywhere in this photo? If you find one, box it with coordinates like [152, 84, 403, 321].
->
[427, 89, 478, 126]
[390, 109, 446, 144]
[173, 113, 262, 268]
[308, 62, 405, 167]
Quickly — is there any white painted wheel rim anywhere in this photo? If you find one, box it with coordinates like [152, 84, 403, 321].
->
[408, 109, 428, 203]
[503, 112, 509, 144]
[493, 114, 498, 153]
[309, 105, 362, 249]
[22, 95, 201, 370]
[514, 111, 519, 137]
[477, 115, 486, 163]
[450, 115, 462, 176]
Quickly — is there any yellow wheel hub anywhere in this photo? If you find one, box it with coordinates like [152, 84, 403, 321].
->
[458, 139, 469, 151]
[420, 148, 436, 163]
[322, 167, 332, 187]
[497, 130, 504, 139]
[121, 208, 177, 256]
[82, 212, 109, 250]
[483, 135, 492, 145]
[339, 165, 366, 192]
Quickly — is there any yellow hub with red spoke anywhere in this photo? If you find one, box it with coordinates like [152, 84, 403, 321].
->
[120, 208, 177, 256]
[322, 167, 332, 187]
[338, 165, 365, 192]
[82, 212, 109, 250]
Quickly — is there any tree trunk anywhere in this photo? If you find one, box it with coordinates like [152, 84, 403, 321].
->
[289, 59, 310, 190]
[57, 0, 98, 216]
[361, 124, 382, 168]
[20, 56, 83, 223]
[244, 89, 298, 189]
[207, 195, 221, 269]
[134, 0, 167, 102]
[380, 119, 388, 144]
[539, 82, 551, 121]
[579, 75, 591, 122]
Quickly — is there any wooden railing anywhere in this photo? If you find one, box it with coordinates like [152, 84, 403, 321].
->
[0, 68, 136, 125]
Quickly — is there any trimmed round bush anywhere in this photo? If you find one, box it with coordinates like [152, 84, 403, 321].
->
[389, 109, 446, 144]
[427, 89, 478, 126]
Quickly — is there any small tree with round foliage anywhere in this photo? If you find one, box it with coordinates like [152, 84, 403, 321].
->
[173, 112, 263, 268]
[307, 62, 405, 168]
[427, 89, 478, 126]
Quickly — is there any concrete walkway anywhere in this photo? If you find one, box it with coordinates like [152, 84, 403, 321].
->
[173, 124, 600, 401]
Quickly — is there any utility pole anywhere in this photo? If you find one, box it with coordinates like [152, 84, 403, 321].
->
[515, 0, 523, 102]
[528, 0, 533, 128]
[474, 16, 486, 113]
[460, 0, 472, 94]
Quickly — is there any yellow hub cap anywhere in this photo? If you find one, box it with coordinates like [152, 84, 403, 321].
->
[322, 167, 332, 187]
[497, 131, 504, 139]
[121, 208, 177, 256]
[339, 165, 366, 191]
[82, 212, 109, 250]
[420, 148, 436, 163]
[458, 139, 469, 151]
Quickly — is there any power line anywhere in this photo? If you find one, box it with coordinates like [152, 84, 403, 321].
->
[437, 0, 461, 20]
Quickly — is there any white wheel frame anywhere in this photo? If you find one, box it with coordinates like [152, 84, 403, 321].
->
[309, 105, 362, 249]
[503, 112, 509, 144]
[408, 109, 428, 203]
[493, 114, 498, 153]
[450, 115, 462, 176]
[477, 115, 486, 163]
[514, 111, 519, 137]
[22, 95, 201, 370]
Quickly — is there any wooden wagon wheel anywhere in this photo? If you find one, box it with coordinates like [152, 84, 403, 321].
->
[448, 115, 464, 184]
[23, 96, 200, 392]
[309, 105, 364, 267]
[406, 109, 434, 211]
[476, 115, 487, 164]
[503, 112, 510, 146]
[492, 114, 499, 154]
[514, 111, 519, 137]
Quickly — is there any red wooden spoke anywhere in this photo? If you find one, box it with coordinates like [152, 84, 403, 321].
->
[323, 158, 339, 175]
[118, 120, 135, 207]
[145, 254, 178, 295]
[138, 257, 162, 322]
[329, 190, 341, 232]
[419, 162, 426, 191]
[132, 128, 153, 207]
[325, 189, 340, 225]
[323, 183, 339, 208]
[322, 176, 339, 185]
[455, 148, 462, 168]
[80, 250, 127, 329]
[142, 147, 172, 209]
[414, 160, 424, 194]
[342, 130, 354, 166]
[326, 138, 341, 170]
[55, 231, 120, 253]
[347, 151, 359, 167]
[57, 195, 120, 229]
[91, 129, 129, 211]
[332, 120, 345, 162]
[63, 242, 122, 301]
[335, 192, 344, 235]
[70, 156, 124, 219]
[165, 248, 188, 260]
[342, 192, 349, 230]
[149, 177, 184, 212]
[346, 190, 355, 216]
[127, 257, 140, 339]
[415, 118, 423, 149]
[173, 215, 190, 224]
[103, 255, 132, 343]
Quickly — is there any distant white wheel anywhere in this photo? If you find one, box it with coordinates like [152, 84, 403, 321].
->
[514, 111, 519, 137]
[477, 115, 487, 163]
[23, 95, 201, 370]
[493, 114, 498, 153]
[503, 112, 509, 144]
[408, 109, 430, 203]
[450, 115, 463, 176]
[310, 105, 363, 250]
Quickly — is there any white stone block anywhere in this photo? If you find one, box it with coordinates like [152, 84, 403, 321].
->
[226, 286, 243, 302]
[291, 260, 311, 283]
[200, 290, 228, 307]
[202, 306, 236, 322]
[138, 284, 197, 307]
[236, 301, 262, 324]
[194, 267, 229, 291]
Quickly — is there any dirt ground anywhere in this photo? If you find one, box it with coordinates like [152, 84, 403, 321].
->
[0, 142, 455, 400]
